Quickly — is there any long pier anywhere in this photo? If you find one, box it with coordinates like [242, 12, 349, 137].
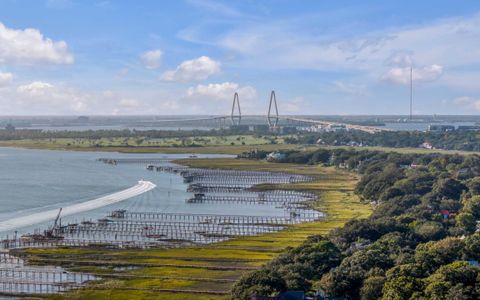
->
[98, 158, 172, 164]
[109, 210, 321, 225]
[0, 252, 94, 295]
[0, 157, 325, 296]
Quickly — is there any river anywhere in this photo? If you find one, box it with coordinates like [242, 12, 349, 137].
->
[0, 147, 287, 237]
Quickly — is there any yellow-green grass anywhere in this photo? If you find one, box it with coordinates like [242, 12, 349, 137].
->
[1, 136, 479, 156]
[0, 138, 319, 154]
[0, 135, 281, 150]
[17, 158, 370, 300]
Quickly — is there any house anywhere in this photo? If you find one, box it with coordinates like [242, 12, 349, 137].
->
[420, 142, 434, 149]
[427, 125, 455, 132]
[326, 124, 347, 132]
[466, 260, 480, 267]
[251, 291, 306, 300]
[440, 210, 450, 219]
[315, 289, 347, 300]
[266, 152, 286, 162]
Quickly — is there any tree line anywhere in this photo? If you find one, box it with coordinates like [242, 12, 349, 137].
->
[232, 148, 480, 299]
[0, 128, 259, 140]
[285, 130, 480, 151]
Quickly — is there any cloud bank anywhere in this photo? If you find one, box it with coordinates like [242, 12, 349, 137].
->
[161, 56, 220, 82]
[0, 22, 73, 65]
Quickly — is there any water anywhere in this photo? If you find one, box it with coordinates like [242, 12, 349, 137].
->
[0, 147, 286, 237]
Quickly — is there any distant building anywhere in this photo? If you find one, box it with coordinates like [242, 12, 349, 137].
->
[248, 125, 270, 133]
[76, 116, 89, 123]
[457, 125, 480, 131]
[420, 142, 434, 149]
[440, 210, 450, 219]
[266, 152, 286, 162]
[325, 124, 347, 132]
[466, 260, 480, 267]
[229, 125, 250, 132]
[4, 123, 15, 132]
[427, 124, 455, 132]
[251, 291, 306, 300]
[269, 126, 298, 134]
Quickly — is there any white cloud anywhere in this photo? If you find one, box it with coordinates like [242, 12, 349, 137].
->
[186, 82, 255, 100]
[386, 52, 414, 67]
[0, 22, 73, 65]
[182, 12, 480, 81]
[140, 49, 162, 69]
[381, 64, 443, 85]
[184, 82, 256, 114]
[0, 72, 13, 87]
[17, 81, 54, 95]
[334, 81, 368, 96]
[118, 98, 140, 108]
[161, 56, 220, 82]
[453, 96, 480, 111]
[280, 96, 304, 113]
[13, 82, 144, 114]
[103, 90, 115, 98]
[16, 81, 88, 112]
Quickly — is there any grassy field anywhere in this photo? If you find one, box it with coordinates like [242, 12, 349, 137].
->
[0, 135, 283, 151]
[0, 137, 317, 155]
[1, 136, 478, 156]
[16, 158, 371, 300]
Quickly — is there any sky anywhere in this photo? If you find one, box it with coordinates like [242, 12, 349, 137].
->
[1, 0, 480, 115]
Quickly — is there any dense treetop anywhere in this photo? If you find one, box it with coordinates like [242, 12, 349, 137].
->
[232, 148, 480, 299]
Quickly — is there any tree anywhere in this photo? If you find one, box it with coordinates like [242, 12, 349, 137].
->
[463, 195, 480, 218]
[463, 233, 480, 260]
[432, 178, 467, 200]
[414, 237, 464, 273]
[467, 177, 480, 195]
[231, 268, 287, 300]
[319, 249, 393, 298]
[455, 213, 476, 234]
[360, 275, 385, 300]
[423, 261, 480, 299]
[413, 221, 445, 241]
[381, 264, 425, 300]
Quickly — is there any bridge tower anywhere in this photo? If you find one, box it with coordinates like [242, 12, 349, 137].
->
[230, 92, 241, 126]
[267, 90, 279, 128]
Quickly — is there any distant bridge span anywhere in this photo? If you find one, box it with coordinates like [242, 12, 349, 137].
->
[149, 115, 391, 133]
[147, 91, 392, 133]
[278, 116, 392, 133]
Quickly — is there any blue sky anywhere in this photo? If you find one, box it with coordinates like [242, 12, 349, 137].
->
[0, 0, 480, 115]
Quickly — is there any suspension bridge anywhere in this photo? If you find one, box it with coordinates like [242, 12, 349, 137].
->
[148, 91, 390, 133]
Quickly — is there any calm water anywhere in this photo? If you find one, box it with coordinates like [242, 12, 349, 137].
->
[0, 148, 286, 237]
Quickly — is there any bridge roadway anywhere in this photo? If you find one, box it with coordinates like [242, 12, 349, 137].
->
[137, 115, 391, 133]
[278, 116, 392, 133]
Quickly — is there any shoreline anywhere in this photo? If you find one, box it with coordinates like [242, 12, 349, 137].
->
[1, 139, 479, 156]
[9, 157, 370, 299]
